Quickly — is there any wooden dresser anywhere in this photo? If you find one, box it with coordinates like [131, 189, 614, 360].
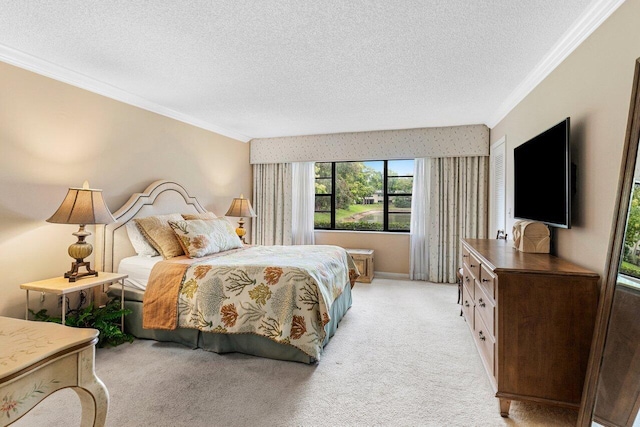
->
[460, 239, 599, 416]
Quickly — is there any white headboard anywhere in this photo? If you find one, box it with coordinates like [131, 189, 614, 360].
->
[95, 180, 207, 273]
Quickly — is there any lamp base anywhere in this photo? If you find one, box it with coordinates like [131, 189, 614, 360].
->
[65, 261, 98, 282]
[64, 225, 98, 282]
[236, 217, 247, 244]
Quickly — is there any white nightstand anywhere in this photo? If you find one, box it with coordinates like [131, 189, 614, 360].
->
[20, 272, 128, 329]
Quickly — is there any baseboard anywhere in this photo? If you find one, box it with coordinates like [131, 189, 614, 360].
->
[373, 271, 410, 280]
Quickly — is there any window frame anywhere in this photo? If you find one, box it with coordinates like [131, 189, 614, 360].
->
[314, 159, 413, 232]
[385, 165, 414, 232]
[314, 162, 335, 230]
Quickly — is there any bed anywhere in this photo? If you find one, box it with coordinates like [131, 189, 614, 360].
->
[95, 180, 356, 363]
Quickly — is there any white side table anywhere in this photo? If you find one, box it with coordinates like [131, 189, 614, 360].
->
[20, 273, 128, 330]
[0, 316, 108, 426]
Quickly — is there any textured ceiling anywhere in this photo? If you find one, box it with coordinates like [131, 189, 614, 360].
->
[0, 1, 602, 140]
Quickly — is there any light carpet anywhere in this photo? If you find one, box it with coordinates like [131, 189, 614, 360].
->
[13, 278, 578, 426]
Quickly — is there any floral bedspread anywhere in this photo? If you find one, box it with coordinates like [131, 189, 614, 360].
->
[173, 245, 357, 359]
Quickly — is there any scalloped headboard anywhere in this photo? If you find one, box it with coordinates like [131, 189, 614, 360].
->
[95, 180, 207, 273]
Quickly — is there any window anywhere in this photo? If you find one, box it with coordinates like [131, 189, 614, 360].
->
[314, 160, 414, 232]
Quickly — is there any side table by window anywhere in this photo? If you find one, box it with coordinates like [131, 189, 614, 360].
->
[345, 249, 374, 283]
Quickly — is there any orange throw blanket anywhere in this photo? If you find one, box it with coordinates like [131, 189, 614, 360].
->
[142, 258, 190, 330]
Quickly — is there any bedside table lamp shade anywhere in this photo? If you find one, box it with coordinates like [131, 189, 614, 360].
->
[225, 194, 256, 243]
[47, 181, 115, 282]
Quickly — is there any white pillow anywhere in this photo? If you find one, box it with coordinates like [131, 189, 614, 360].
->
[126, 221, 160, 257]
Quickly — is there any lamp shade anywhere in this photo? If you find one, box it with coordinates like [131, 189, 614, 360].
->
[47, 182, 115, 225]
[225, 194, 256, 218]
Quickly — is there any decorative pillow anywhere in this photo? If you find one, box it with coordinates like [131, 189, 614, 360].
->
[125, 221, 159, 257]
[181, 211, 217, 220]
[134, 213, 185, 259]
[168, 218, 242, 258]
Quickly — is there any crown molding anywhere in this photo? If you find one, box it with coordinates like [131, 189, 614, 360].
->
[486, 0, 626, 129]
[0, 44, 252, 142]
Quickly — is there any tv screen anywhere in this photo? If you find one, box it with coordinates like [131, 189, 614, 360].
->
[513, 118, 571, 228]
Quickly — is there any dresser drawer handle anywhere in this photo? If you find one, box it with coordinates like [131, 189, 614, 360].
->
[478, 331, 486, 341]
[482, 278, 490, 283]
[462, 254, 469, 258]
[470, 264, 476, 268]
[465, 277, 470, 283]
[478, 298, 486, 307]
[464, 301, 470, 307]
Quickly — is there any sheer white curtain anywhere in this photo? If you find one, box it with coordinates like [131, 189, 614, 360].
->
[291, 162, 316, 245]
[410, 156, 488, 283]
[251, 163, 292, 246]
[410, 158, 431, 280]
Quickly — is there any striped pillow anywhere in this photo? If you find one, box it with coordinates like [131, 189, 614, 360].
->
[134, 213, 185, 259]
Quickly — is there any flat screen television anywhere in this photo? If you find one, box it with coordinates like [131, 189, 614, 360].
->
[513, 117, 571, 228]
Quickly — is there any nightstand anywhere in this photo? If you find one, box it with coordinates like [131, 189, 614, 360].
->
[20, 272, 128, 330]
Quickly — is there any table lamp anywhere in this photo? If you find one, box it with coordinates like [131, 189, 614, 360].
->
[225, 194, 256, 243]
[47, 181, 115, 282]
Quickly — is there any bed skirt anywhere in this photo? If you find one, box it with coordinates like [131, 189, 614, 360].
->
[109, 281, 352, 364]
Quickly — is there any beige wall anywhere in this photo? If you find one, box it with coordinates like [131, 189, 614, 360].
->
[490, 0, 640, 277]
[0, 61, 251, 318]
[314, 231, 410, 275]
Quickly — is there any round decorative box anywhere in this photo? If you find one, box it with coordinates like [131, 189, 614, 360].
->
[512, 220, 550, 253]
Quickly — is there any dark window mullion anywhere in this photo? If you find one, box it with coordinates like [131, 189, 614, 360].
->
[331, 162, 336, 229]
[383, 160, 389, 231]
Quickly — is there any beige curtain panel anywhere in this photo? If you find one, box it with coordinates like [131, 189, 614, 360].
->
[251, 163, 293, 246]
[412, 156, 488, 283]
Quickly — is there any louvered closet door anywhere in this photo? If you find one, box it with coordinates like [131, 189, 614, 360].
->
[490, 137, 506, 238]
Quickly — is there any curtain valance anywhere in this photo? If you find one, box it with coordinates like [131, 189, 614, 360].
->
[250, 125, 489, 164]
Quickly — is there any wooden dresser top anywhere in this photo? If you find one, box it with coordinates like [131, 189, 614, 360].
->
[463, 239, 599, 277]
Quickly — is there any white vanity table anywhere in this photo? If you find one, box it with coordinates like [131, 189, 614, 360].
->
[0, 317, 108, 426]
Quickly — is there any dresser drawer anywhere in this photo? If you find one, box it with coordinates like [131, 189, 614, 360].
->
[462, 265, 475, 300]
[461, 282, 474, 329]
[474, 309, 495, 377]
[475, 280, 495, 337]
[462, 246, 481, 280]
[479, 263, 496, 300]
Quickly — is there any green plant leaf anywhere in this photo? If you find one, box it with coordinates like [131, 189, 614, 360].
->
[30, 298, 133, 347]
